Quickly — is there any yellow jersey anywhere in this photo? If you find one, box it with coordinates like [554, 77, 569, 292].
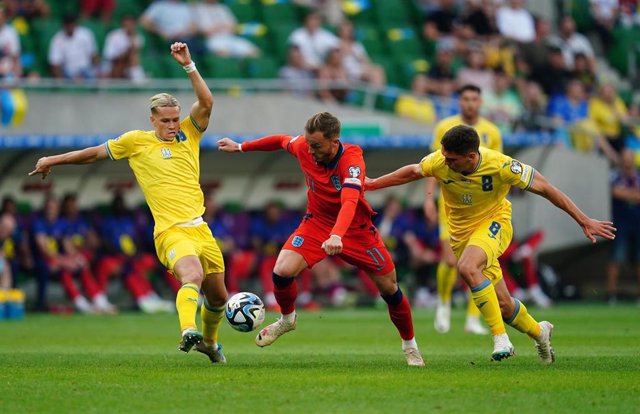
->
[420, 147, 535, 241]
[431, 115, 503, 152]
[105, 117, 205, 237]
[588, 96, 627, 137]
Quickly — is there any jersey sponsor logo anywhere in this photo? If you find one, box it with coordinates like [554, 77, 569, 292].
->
[510, 160, 523, 174]
[291, 235, 304, 247]
[347, 166, 361, 178]
[161, 148, 172, 159]
[176, 130, 187, 142]
[331, 175, 342, 191]
[462, 193, 472, 205]
[344, 177, 361, 186]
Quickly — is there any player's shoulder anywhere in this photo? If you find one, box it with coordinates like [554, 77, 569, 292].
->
[342, 142, 363, 156]
[435, 115, 461, 130]
[480, 147, 510, 167]
[477, 117, 501, 133]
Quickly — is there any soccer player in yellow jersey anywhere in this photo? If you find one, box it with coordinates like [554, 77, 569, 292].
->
[424, 84, 502, 335]
[29, 43, 228, 364]
[367, 124, 616, 363]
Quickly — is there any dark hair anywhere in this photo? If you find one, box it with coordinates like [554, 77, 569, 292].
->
[457, 84, 482, 96]
[305, 112, 341, 140]
[441, 125, 480, 155]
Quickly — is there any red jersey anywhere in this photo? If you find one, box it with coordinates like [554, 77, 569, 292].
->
[241, 134, 375, 236]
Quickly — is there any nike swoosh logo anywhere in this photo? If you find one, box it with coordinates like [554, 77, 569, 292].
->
[477, 301, 487, 309]
[442, 180, 454, 184]
[502, 162, 510, 168]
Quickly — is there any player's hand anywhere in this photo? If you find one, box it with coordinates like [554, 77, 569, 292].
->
[423, 198, 438, 228]
[364, 176, 375, 191]
[321, 235, 343, 256]
[581, 218, 616, 243]
[217, 137, 241, 152]
[170, 42, 191, 66]
[29, 157, 52, 180]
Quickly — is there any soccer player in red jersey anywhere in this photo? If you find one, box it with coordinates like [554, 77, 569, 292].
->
[217, 112, 425, 366]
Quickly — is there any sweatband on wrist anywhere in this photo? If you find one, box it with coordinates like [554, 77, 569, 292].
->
[183, 62, 197, 73]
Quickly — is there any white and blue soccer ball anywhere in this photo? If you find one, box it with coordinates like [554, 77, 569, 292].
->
[225, 292, 266, 332]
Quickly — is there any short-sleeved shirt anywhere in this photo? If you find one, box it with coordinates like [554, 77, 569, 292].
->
[419, 147, 535, 241]
[280, 135, 375, 230]
[431, 115, 503, 152]
[105, 117, 205, 237]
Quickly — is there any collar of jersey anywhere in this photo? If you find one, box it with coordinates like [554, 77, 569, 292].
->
[463, 150, 482, 176]
[318, 141, 344, 169]
[155, 133, 175, 143]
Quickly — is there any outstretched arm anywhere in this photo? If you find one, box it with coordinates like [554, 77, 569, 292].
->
[217, 135, 289, 153]
[28, 144, 109, 180]
[527, 171, 616, 243]
[365, 163, 424, 191]
[170, 42, 213, 131]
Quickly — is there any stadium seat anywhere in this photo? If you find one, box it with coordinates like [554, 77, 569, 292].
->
[225, 0, 259, 23]
[395, 57, 430, 89]
[355, 24, 387, 58]
[112, 1, 144, 22]
[342, 1, 376, 25]
[80, 18, 108, 53]
[383, 26, 424, 62]
[236, 22, 272, 54]
[245, 56, 279, 78]
[269, 24, 297, 64]
[260, 0, 300, 26]
[202, 56, 247, 79]
[373, 0, 412, 26]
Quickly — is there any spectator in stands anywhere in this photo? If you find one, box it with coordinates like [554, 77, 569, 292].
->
[517, 16, 552, 75]
[287, 11, 339, 71]
[1, 196, 34, 280]
[317, 47, 349, 103]
[432, 77, 460, 121]
[395, 73, 437, 125]
[140, 0, 197, 46]
[337, 20, 385, 88]
[619, 0, 640, 26]
[48, 14, 99, 80]
[514, 80, 550, 132]
[456, 44, 494, 94]
[32, 195, 111, 313]
[293, 0, 343, 26]
[496, 0, 535, 43]
[193, 0, 260, 58]
[0, 5, 22, 80]
[548, 79, 619, 163]
[3, 0, 50, 21]
[102, 14, 146, 82]
[423, 0, 460, 41]
[548, 15, 596, 71]
[460, 0, 499, 39]
[425, 37, 458, 95]
[589, 81, 631, 154]
[97, 192, 174, 313]
[529, 45, 572, 98]
[0, 213, 16, 290]
[279, 45, 315, 97]
[572, 52, 597, 93]
[482, 68, 521, 133]
[607, 148, 640, 305]
[80, 0, 114, 24]
[590, 0, 619, 48]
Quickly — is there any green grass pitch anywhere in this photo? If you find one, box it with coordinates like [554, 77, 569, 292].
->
[1, 304, 638, 413]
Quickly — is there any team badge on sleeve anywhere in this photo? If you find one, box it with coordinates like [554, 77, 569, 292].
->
[510, 160, 523, 174]
[348, 166, 361, 178]
[291, 236, 304, 247]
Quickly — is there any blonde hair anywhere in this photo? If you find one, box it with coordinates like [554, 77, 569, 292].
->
[149, 93, 180, 114]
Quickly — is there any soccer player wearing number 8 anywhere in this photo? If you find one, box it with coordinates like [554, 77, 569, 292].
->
[366, 124, 616, 364]
[217, 112, 425, 367]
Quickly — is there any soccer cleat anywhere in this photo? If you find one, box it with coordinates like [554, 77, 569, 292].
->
[178, 328, 203, 353]
[434, 300, 451, 333]
[255, 316, 297, 347]
[528, 285, 552, 309]
[535, 321, 555, 365]
[196, 342, 226, 364]
[403, 347, 426, 367]
[464, 315, 489, 335]
[491, 333, 515, 361]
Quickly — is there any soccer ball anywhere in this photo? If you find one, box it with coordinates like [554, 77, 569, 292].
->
[225, 292, 266, 332]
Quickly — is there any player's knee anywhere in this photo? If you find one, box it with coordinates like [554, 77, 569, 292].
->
[180, 269, 204, 286]
[272, 262, 297, 278]
[456, 260, 477, 283]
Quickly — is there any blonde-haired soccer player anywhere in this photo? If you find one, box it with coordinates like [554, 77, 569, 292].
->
[367, 124, 616, 363]
[29, 43, 228, 364]
[425, 84, 502, 335]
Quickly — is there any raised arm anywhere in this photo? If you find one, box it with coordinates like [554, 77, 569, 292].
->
[28, 144, 109, 180]
[527, 171, 616, 243]
[170, 42, 213, 131]
[365, 163, 424, 191]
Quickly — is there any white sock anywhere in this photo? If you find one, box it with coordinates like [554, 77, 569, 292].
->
[402, 338, 418, 350]
[281, 311, 296, 324]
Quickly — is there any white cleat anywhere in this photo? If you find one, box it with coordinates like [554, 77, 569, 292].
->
[434, 301, 451, 333]
[255, 316, 297, 347]
[535, 321, 555, 365]
[464, 315, 489, 335]
[403, 347, 426, 367]
[491, 333, 515, 361]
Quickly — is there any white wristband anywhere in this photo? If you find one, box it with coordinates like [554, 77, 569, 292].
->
[330, 234, 342, 240]
[183, 61, 197, 73]
[238, 143, 243, 152]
